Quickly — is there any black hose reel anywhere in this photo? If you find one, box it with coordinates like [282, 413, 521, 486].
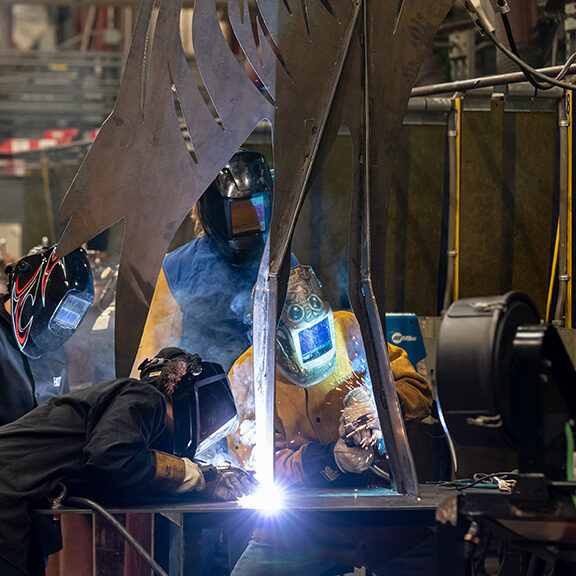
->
[436, 291, 576, 480]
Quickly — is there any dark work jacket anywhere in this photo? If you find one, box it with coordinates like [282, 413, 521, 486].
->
[0, 378, 167, 575]
[0, 298, 69, 425]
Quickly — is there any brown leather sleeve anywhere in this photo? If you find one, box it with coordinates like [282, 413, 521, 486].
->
[150, 450, 186, 492]
[388, 343, 433, 421]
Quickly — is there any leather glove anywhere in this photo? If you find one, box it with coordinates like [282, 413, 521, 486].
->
[339, 387, 383, 450]
[201, 464, 258, 501]
[333, 437, 374, 473]
[174, 458, 206, 494]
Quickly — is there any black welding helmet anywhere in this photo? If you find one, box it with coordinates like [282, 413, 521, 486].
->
[276, 265, 337, 388]
[6, 245, 94, 359]
[198, 150, 273, 266]
[139, 348, 239, 459]
[172, 361, 239, 459]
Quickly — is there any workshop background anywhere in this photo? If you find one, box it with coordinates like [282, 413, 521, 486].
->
[1, 1, 575, 565]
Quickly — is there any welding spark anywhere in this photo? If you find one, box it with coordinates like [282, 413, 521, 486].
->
[238, 483, 284, 513]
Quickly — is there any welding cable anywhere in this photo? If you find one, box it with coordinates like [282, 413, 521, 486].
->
[500, 12, 556, 92]
[481, 25, 576, 92]
[455, 471, 518, 492]
[467, 5, 576, 91]
[65, 496, 169, 576]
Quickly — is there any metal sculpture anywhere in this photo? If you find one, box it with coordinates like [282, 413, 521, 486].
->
[57, 0, 453, 494]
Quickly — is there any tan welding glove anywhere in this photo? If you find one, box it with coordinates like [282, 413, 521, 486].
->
[333, 437, 374, 474]
[174, 458, 206, 494]
[151, 451, 205, 494]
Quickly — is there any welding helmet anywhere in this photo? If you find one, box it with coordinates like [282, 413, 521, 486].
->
[6, 245, 94, 359]
[276, 265, 337, 387]
[139, 348, 239, 459]
[198, 150, 273, 266]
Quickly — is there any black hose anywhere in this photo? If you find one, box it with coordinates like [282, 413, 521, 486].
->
[483, 20, 576, 92]
[65, 496, 169, 576]
[501, 13, 555, 91]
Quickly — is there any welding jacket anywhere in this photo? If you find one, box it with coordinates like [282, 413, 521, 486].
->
[0, 378, 196, 576]
[227, 310, 432, 484]
[227, 310, 434, 568]
[134, 235, 260, 375]
[0, 297, 69, 426]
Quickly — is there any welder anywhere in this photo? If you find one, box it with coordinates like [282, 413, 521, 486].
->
[0, 244, 94, 426]
[135, 149, 274, 374]
[0, 347, 256, 576]
[228, 264, 435, 576]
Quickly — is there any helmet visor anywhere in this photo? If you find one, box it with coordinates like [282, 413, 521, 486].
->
[298, 316, 334, 363]
[227, 192, 269, 238]
[49, 290, 93, 335]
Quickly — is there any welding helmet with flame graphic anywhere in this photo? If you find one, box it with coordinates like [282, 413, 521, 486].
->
[198, 150, 273, 266]
[6, 245, 94, 358]
[276, 265, 337, 387]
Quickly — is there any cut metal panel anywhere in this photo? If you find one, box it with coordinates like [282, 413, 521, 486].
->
[252, 0, 361, 488]
[228, 0, 278, 98]
[268, 0, 361, 275]
[345, 0, 453, 495]
[57, 0, 274, 376]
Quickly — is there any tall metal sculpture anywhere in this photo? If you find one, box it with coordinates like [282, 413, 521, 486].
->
[57, 0, 453, 495]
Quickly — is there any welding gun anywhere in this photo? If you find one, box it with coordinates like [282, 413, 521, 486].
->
[341, 389, 390, 481]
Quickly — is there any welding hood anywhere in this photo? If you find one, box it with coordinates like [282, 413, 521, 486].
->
[6, 245, 94, 358]
[171, 361, 239, 459]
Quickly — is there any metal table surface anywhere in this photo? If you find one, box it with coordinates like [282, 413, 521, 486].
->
[38, 484, 455, 575]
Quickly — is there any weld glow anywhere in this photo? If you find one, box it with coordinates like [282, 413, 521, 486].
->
[238, 483, 284, 512]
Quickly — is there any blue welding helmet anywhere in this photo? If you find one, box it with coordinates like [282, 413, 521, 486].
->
[6, 245, 94, 358]
[198, 150, 273, 266]
[276, 265, 337, 388]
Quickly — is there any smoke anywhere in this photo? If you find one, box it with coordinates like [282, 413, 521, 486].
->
[238, 418, 257, 447]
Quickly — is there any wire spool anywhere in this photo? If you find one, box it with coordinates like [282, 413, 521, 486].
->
[435, 291, 540, 449]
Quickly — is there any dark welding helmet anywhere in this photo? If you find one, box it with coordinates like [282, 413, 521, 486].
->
[276, 265, 337, 388]
[172, 361, 239, 458]
[138, 348, 239, 459]
[198, 150, 273, 266]
[6, 245, 94, 359]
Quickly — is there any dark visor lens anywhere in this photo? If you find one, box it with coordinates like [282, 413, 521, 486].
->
[228, 194, 267, 237]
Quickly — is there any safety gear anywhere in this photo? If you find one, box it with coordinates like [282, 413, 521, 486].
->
[174, 458, 206, 494]
[200, 463, 258, 501]
[6, 245, 94, 359]
[339, 387, 384, 453]
[198, 150, 273, 266]
[333, 437, 374, 474]
[276, 265, 337, 387]
[138, 348, 239, 459]
[138, 347, 202, 382]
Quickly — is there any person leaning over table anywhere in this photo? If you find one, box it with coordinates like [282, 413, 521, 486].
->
[0, 347, 256, 576]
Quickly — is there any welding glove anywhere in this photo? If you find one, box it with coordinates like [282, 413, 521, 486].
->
[339, 387, 383, 451]
[333, 437, 375, 474]
[174, 458, 206, 494]
[200, 464, 259, 501]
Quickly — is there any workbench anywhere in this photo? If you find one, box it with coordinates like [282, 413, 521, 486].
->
[37, 484, 454, 576]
